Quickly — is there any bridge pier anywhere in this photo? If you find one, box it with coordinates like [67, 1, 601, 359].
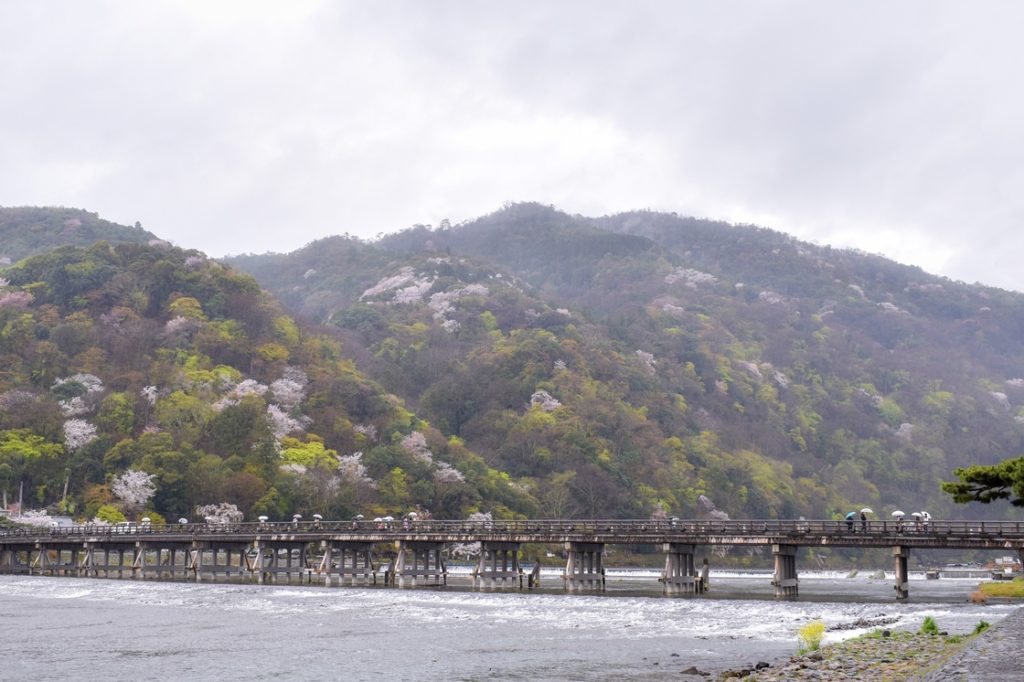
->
[255, 541, 309, 584]
[661, 543, 706, 595]
[391, 541, 446, 587]
[473, 541, 522, 589]
[315, 541, 376, 586]
[772, 544, 798, 597]
[894, 546, 910, 600]
[563, 542, 605, 591]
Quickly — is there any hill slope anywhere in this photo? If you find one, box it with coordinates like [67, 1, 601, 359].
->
[228, 203, 1024, 522]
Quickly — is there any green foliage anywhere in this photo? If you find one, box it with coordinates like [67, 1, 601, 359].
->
[972, 620, 990, 635]
[95, 504, 126, 523]
[798, 621, 825, 652]
[920, 616, 939, 635]
[942, 457, 1024, 507]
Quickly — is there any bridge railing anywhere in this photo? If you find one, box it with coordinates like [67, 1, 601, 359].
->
[2, 518, 1023, 540]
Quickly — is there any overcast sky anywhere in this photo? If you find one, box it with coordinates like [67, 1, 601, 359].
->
[2, 1, 1022, 290]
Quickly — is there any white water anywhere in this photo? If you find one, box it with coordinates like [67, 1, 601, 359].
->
[0, 571, 1012, 681]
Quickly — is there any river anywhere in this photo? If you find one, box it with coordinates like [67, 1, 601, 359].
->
[0, 569, 1012, 681]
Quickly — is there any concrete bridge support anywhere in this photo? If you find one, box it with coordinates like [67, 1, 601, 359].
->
[563, 542, 605, 591]
[392, 541, 446, 587]
[894, 546, 910, 600]
[473, 541, 522, 589]
[661, 543, 705, 594]
[772, 544, 798, 597]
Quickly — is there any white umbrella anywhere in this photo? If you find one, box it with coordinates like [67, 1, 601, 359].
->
[383, 515, 395, 522]
[313, 513, 323, 521]
[910, 512, 923, 519]
[890, 510, 905, 518]
[352, 514, 365, 520]
[920, 511, 931, 520]
[372, 517, 382, 522]
[860, 507, 874, 514]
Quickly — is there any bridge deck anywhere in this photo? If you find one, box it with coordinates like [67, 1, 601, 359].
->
[2, 518, 1022, 550]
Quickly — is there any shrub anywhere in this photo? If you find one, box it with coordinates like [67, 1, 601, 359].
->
[798, 620, 826, 652]
[973, 620, 990, 635]
[920, 616, 939, 635]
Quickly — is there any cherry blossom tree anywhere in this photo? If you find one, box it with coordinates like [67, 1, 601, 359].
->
[63, 419, 98, 451]
[196, 502, 243, 524]
[111, 469, 156, 513]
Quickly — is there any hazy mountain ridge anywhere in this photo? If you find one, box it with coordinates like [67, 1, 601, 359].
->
[225, 203, 1024, 522]
[3, 204, 1023, 530]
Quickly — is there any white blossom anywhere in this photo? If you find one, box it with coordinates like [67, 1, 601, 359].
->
[195, 502, 243, 524]
[392, 278, 433, 304]
[664, 268, 717, 287]
[111, 469, 156, 511]
[184, 255, 206, 269]
[270, 367, 308, 412]
[53, 373, 104, 394]
[267, 404, 308, 440]
[337, 452, 376, 488]
[895, 423, 914, 442]
[990, 392, 1011, 410]
[530, 390, 562, 412]
[433, 462, 465, 484]
[59, 396, 89, 416]
[0, 390, 36, 410]
[360, 267, 416, 299]
[13, 509, 56, 527]
[554, 359, 567, 371]
[441, 319, 460, 333]
[758, 291, 785, 304]
[737, 361, 762, 382]
[281, 463, 308, 475]
[401, 431, 433, 464]
[353, 424, 378, 442]
[140, 385, 159, 406]
[636, 350, 656, 375]
[63, 419, 97, 451]
[0, 290, 33, 308]
[303, 268, 317, 280]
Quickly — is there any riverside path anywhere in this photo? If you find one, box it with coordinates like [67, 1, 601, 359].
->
[2, 517, 1022, 599]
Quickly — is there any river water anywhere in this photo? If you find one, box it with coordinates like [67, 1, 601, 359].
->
[0, 569, 1012, 681]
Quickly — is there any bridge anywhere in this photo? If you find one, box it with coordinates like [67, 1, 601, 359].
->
[2, 518, 1022, 599]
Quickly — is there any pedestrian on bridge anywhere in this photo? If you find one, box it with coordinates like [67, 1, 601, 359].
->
[845, 511, 855, 532]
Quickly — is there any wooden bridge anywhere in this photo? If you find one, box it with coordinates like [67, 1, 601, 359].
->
[2, 518, 1022, 599]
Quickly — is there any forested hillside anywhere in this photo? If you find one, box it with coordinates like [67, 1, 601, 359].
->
[0, 239, 532, 524]
[229, 203, 1024, 521]
[0, 207, 157, 264]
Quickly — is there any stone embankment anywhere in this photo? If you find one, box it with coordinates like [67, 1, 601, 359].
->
[710, 606, 1024, 681]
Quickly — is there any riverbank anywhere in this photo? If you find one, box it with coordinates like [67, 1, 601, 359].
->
[715, 605, 1024, 681]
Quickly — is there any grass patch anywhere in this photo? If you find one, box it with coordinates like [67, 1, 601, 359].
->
[920, 616, 939, 635]
[978, 577, 1024, 598]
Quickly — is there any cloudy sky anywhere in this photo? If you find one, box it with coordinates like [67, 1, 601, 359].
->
[2, 1, 1022, 290]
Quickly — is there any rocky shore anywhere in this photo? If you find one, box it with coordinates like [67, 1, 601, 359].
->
[706, 606, 1024, 681]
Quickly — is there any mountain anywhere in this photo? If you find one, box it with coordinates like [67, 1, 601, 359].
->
[0, 207, 157, 264]
[0, 237, 534, 523]
[227, 203, 1024, 522]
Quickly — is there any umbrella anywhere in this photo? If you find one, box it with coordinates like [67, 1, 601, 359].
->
[352, 514, 365, 520]
[911, 512, 923, 519]
[920, 511, 931, 520]
[407, 512, 418, 519]
[860, 508, 874, 514]
[372, 517, 383, 522]
[845, 511, 856, 520]
[383, 515, 395, 522]
[313, 513, 323, 521]
[890, 510, 905, 518]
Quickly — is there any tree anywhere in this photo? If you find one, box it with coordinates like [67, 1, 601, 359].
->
[111, 469, 156, 514]
[942, 457, 1024, 507]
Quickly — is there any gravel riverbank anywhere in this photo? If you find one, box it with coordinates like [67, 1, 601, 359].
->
[712, 605, 1024, 681]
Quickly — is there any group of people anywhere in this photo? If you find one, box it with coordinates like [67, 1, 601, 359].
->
[844, 510, 930, 533]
